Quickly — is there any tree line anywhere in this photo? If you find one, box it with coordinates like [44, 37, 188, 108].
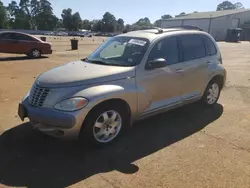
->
[0, 0, 245, 32]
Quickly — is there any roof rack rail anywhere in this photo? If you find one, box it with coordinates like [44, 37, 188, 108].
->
[166, 25, 203, 31]
[150, 27, 164, 34]
[123, 27, 163, 34]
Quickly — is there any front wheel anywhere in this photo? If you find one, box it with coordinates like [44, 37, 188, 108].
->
[29, 49, 41, 58]
[80, 104, 128, 146]
[201, 81, 221, 105]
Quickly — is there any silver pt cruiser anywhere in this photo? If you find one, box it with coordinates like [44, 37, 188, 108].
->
[18, 28, 226, 146]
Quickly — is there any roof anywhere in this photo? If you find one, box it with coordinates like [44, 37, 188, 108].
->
[162, 9, 250, 20]
[0, 31, 43, 42]
[118, 28, 205, 42]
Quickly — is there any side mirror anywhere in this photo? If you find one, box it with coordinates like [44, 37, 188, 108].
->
[146, 58, 167, 70]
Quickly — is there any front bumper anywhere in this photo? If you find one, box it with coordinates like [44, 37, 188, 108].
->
[18, 98, 86, 139]
[42, 48, 52, 54]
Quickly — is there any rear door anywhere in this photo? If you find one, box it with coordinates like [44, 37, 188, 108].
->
[0, 33, 18, 53]
[178, 34, 208, 101]
[0, 33, 5, 52]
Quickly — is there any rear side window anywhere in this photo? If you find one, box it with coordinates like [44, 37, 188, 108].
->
[148, 37, 179, 65]
[14, 33, 36, 41]
[1, 33, 15, 40]
[179, 34, 206, 61]
[202, 35, 217, 56]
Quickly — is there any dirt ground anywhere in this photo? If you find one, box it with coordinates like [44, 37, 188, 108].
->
[0, 37, 249, 188]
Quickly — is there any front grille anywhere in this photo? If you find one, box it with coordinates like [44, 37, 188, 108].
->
[29, 84, 50, 107]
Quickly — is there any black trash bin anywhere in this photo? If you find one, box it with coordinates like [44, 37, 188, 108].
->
[225, 28, 242, 42]
[71, 39, 78, 50]
[40, 36, 46, 42]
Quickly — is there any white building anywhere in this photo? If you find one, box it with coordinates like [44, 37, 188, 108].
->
[160, 9, 250, 41]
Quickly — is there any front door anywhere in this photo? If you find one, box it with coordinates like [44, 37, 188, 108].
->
[178, 34, 208, 101]
[137, 36, 184, 114]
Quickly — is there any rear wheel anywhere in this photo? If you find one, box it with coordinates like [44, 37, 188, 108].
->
[80, 103, 128, 146]
[201, 80, 221, 105]
[29, 49, 41, 58]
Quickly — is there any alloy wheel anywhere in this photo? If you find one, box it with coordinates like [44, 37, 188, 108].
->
[93, 110, 122, 143]
[207, 83, 219, 104]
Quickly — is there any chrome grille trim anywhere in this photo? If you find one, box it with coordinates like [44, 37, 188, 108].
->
[29, 84, 50, 107]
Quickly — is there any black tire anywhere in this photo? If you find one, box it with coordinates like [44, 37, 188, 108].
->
[29, 49, 41, 58]
[80, 103, 129, 147]
[201, 79, 221, 106]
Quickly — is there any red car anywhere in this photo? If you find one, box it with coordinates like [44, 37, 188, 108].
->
[0, 31, 52, 58]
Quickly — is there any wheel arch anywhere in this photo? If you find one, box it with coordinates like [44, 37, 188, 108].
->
[80, 98, 132, 137]
[208, 74, 225, 89]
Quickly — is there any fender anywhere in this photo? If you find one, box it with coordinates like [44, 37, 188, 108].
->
[73, 84, 138, 117]
[207, 64, 226, 87]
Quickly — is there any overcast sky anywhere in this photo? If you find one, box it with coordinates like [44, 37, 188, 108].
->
[2, 0, 250, 24]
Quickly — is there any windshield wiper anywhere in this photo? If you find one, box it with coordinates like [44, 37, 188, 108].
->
[85, 59, 109, 65]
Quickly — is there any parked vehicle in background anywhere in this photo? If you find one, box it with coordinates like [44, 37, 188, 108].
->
[18, 27, 226, 146]
[82, 32, 92, 37]
[0, 31, 52, 58]
[56, 31, 68, 36]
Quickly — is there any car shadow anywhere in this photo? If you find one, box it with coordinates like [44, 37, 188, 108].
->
[0, 56, 48, 62]
[0, 103, 223, 188]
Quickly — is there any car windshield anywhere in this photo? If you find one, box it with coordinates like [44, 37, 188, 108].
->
[85, 36, 149, 67]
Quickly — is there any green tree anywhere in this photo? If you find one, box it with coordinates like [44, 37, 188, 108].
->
[7, 1, 31, 29]
[7, 0, 58, 30]
[61, 8, 82, 31]
[117, 18, 124, 32]
[34, 0, 58, 30]
[72, 12, 82, 30]
[91, 19, 102, 32]
[234, 2, 244, 9]
[217, 1, 235, 10]
[123, 24, 131, 32]
[61, 8, 73, 30]
[82, 19, 91, 30]
[0, 1, 7, 28]
[135, 17, 152, 26]
[102, 12, 117, 32]
[161, 14, 172, 19]
[217, 1, 244, 10]
[175, 12, 186, 17]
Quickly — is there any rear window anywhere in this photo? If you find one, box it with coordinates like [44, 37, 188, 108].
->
[179, 34, 206, 61]
[202, 35, 217, 56]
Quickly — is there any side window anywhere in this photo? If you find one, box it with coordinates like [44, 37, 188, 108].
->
[179, 34, 206, 61]
[148, 37, 179, 65]
[1, 33, 15, 40]
[14, 34, 36, 41]
[202, 35, 217, 56]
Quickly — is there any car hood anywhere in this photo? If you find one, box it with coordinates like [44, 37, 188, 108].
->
[37, 61, 135, 88]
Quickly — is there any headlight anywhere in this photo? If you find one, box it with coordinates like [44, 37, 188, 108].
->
[54, 97, 88, 111]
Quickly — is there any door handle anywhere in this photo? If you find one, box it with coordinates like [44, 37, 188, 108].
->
[175, 68, 183, 74]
